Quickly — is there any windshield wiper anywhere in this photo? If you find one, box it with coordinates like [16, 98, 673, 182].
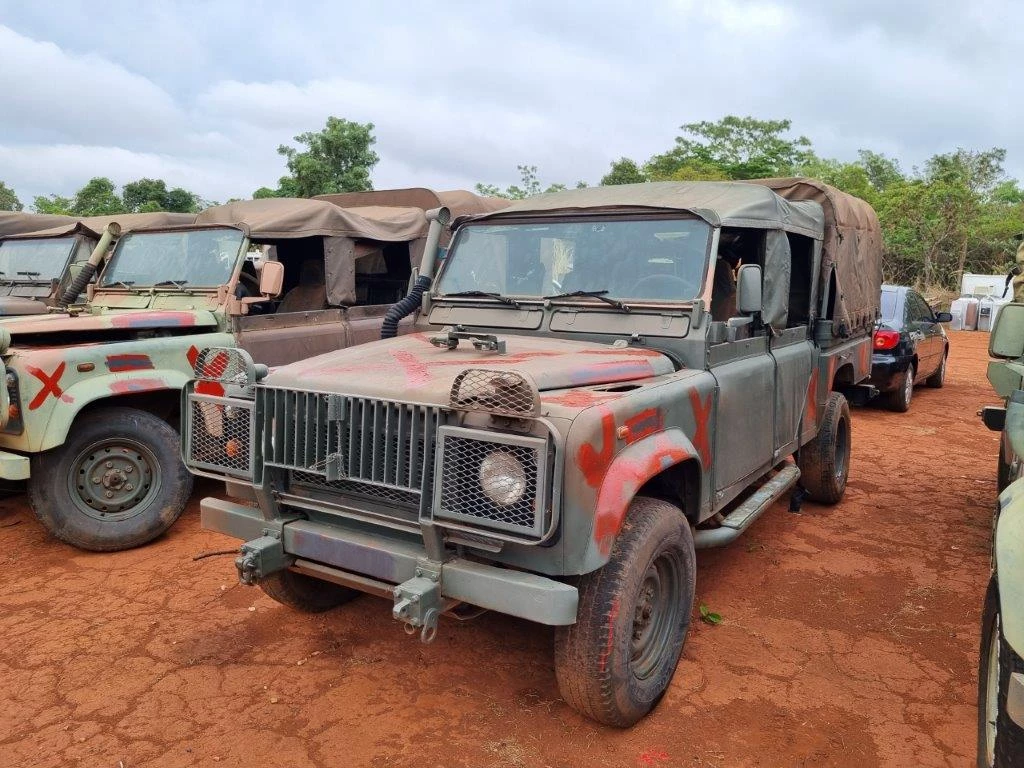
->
[16, 271, 40, 277]
[107, 280, 135, 290]
[444, 290, 521, 309]
[154, 279, 189, 291]
[543, 289, 631, 312]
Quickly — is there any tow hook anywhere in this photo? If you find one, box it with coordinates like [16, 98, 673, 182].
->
[393, 561, 444, 644]
[234, 535, 294, 586]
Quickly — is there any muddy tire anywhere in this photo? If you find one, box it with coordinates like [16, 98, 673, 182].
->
[29, 408, 193, 552]
[886, 365, 914, 412]
[554, 496, 695, 727]
[798, 392, 851, 504]
[998, 441, 1013, 494]
[978, 578, 1024, 767]
[926, 349, 947, 388]
[259, 570, 360, 613]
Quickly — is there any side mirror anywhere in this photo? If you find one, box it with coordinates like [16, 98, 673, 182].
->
[735, 264, 762, 315]
[934, 312, 953, 323]
[258, 261, 284, 297]
[991, 303, 1024, 359]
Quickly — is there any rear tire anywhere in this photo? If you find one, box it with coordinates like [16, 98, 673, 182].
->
[978, 578, 1024, 767]
[926, 349, 947, 388]
[798, 392, 851, 504]
[259, 570, 360, 613]
[886, 365, 915, 412]
[554, 497, 696, 727]
[29, 407, 193, 551]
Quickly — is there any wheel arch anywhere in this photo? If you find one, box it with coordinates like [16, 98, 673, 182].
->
[37, 371, 189, 451]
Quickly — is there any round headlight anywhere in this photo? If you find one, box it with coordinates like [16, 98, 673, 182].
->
[479, 450, 527, 507]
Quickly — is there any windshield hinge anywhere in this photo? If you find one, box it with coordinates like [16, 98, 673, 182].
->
[429, 326, 507, 354]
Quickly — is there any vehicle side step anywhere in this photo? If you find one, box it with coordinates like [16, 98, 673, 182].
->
[693, 464, 801, 549]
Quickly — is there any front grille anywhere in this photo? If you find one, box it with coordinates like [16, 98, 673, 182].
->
[433, 426, 549, 539]
[259, 388, 440, 505]
[185, 392, 254, 479]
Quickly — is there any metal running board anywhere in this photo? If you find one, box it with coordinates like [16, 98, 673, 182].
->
[694, 464, 801, 549]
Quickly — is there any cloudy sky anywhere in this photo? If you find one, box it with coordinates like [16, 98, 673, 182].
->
[0, 0, 1019, 206]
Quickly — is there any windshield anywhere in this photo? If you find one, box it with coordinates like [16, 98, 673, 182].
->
[0, 237, 77, 282]
[436, 217, 711, 302]
[101, 228, 244, 288]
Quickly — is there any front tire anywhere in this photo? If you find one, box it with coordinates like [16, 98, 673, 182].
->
[798, 392, 851, 504]
[29, 407, 193, 551]
[259, 570, 360, 613]
[554, 497, 696, 727]
[978, 578, 1024, 767]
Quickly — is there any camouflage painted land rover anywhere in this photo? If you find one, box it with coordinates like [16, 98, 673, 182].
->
[0, 213, 196, 316]
[979, 302, 1024, 766]
[187, 180, 882, 725]
[0, 191, 501, 552]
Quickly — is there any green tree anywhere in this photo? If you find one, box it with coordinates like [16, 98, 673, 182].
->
[476, 165, 586, 199]
[33, 194, 74, 215]
[644, 115, 814, 180]
[267, 116, 379, 197]
[857, 150, 904, 192]
[71, 177, 124, 216]
[600, 158, 647, 186]
[0, 181, 23, 211]
[123, 178, 199, 213]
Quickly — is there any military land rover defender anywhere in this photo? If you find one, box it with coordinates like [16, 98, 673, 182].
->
[186, 180, 882, 725]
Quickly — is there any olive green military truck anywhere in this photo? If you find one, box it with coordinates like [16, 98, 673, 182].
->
[979, 301, 1024, 767]
[0, 212, 195, 317]
[0, 191, 503, 552]
[186, 179, 882, 726]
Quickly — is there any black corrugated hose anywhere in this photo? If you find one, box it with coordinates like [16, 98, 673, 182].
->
[381, 274, 432, 339]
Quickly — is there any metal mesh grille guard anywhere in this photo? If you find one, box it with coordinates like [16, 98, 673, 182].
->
[450, 369, 539, 417]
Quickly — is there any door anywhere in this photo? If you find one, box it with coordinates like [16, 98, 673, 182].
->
[907, 292, 940, 378]
[770, 327, 814, 458]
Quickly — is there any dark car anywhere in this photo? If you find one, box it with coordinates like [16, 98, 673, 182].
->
[869, 285, 952, 412]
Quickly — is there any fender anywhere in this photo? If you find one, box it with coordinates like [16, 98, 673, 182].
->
[37, 369, 191, 451]
[997, 478, 1024, 653]
[580, 427, 702, 570]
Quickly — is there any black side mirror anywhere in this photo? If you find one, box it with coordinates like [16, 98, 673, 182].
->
[934, 312, 953, 323]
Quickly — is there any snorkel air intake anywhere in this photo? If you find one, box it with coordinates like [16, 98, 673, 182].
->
[59, 222, 121, 307]
[381, 206, 450, 339]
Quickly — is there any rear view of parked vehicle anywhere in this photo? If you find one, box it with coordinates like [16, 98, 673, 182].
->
[869, 285, 951, 412]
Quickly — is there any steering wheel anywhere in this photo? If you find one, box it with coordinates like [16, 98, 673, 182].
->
[629, 274, 692, 300]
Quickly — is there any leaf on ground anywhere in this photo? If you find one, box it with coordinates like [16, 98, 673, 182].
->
[699, 603, 722, 625]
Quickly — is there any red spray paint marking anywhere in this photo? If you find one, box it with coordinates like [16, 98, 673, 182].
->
[27, 362, 66, 410]
[623, 408, 663, 444]
[577, 409, 617, 489]
[187, 347, 229, 397]
[592, 434, 691, 555]
[111, 311, 196, 328]
[105, 353, 154, 372]
[542, 390, 619, 408]
[110, 378, 168, 394]
[391, 350, 431, 388]
[598, 598, 619, 673]
[688, 389, 713, 469]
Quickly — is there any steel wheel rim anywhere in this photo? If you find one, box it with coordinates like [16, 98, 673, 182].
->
[939, 355, 946, 382]
[985, 612, 1000, 765]
[630, 551, 682, 680]
[68, 438, 161, 522]
[904, 368, 914, 404]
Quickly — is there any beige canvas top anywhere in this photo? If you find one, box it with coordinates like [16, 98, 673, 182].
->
[1, 212, 197, 241]
[195, 197, 429, 242]
[464, 181, 826, 238]
[747, 178, 883, 335]
[0, 212, 79, 238]
[314, 188, 508, 220]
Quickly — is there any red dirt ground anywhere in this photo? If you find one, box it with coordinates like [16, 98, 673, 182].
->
[0, 330, 999, 767]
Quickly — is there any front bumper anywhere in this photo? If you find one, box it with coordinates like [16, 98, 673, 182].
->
[201, 497, 579, 626]
[0, 449, 30, 480]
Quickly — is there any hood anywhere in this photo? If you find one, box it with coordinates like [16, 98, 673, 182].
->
[267, 332, 676, 404]
[4, 309, 217, 342]
[0, 297, 49, 316]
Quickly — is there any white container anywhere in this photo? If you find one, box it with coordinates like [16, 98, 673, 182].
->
[951, 296, 980, 330]
[978, 295, 1012, 332]
[962, 273, 1007, 298]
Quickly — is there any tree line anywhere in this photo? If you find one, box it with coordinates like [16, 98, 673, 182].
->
[2, 114, 1021, 291]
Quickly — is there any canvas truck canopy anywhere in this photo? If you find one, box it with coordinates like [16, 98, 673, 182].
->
[196, 197, 432, 306]
[0, 212, 78, 238]
[314, 188, 509, 245]
[460, 181, 826, 328]
[747, 178, 883, 337]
